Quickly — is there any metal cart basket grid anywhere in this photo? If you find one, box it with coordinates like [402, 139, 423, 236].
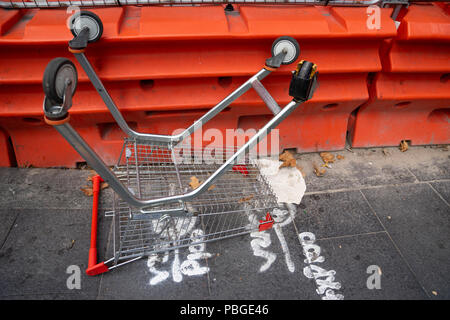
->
[112, 139, 279, 263]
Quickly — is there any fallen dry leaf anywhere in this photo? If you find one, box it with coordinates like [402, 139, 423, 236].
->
[238, 194, 254, 203]
[86, 170, 97, 182]
[337, 154, 345, 160]
[399, 140, 409, 152]
[208, 185, 216, 191]
[279, 150, 297, 169]
[313, 163, 326, 177]
[80, 186, 93, 196]
[189, 176, 201, 190]
[81, 177, 108, 197]
[320, 152, 335, 164]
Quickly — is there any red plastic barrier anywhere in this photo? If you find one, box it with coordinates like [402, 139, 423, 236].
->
[351, 3, 450, 148]
[0, 5, 397, 167]
[351, 73, 449, 147]
[0, 128, 14, 166]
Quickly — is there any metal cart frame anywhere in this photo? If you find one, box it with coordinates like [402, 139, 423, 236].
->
[42, 11, 318, 274]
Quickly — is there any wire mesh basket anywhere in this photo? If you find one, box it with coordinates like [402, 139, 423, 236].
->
[111, 138, 279, 263]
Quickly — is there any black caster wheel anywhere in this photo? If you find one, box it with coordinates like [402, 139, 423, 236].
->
[271, 36, 300, 65]
[298, 61, 314, 79]
[42, 58, 78, 105]
[69, 10, 103, 43]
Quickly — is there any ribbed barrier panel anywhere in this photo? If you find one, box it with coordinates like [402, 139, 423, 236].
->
[351, 3, 450, 148]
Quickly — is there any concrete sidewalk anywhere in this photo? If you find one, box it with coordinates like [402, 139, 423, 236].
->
[0, 145, 449, 300]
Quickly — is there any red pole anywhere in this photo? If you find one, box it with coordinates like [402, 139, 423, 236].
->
[86, 175, 109, 276]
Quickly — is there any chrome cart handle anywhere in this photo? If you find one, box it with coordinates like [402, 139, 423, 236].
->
[72, 50, 275, 145]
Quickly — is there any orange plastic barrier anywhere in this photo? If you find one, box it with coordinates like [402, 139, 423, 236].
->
[0, 5, 397, 167]
[0, 128, 14, 166]
[351, 3, 450, 148]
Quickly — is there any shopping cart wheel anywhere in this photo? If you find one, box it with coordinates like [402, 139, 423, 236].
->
[69, 11, 103, 43]
[43, 58, 78, 105]
[271, 36, 300, 65]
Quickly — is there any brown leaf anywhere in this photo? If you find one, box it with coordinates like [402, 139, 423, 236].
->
[399, 140, 409, 152]
[189, 176, 201, 190]
[80, 186, 93, 196]
[279, 150, 297, 169]
[238, 194, 254, 203]
[208, 185, 216, 191]
[86, 170, 98, 182]
[313, 163, 326, 177]
[337, 154, 345, 160]
[101, 182, 109, 190]
[320, 152, 335, 164]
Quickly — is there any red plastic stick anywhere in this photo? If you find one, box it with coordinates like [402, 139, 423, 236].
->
[259, 212, 274, 232]
[232, 165, 248, 176]
[86, 175, 109, 276]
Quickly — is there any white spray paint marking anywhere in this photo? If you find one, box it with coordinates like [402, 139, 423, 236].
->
[247, 207, 296, 274]
[272, 208, 296, 273]
[147, 228, 212, 285]
[172, 249, 183, 283]
[180, 229, 212, 277]
[147, 254, 170, 286]
[249, 222, 277, 273]
[298, 231, 344, 300]
[246, 159, 306, 273]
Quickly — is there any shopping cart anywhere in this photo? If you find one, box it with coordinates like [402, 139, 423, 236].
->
[42, 10, 318, 275]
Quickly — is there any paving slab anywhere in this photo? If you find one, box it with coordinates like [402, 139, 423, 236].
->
[407, 152, 450, 181]
[296, 149, 417, 193]
[97, 248, 211, 300]
[206, 221, 319, 300]
[0, 208, 109, 299]
[0, 209, 18, 246]
[295, 190, 384, 240]
[0, 168, 113, 210]
[362, 184, 450, 299]
[315, 232, 428, 300]
[429, 180, 450, 205]
[296, 146, 449, 193]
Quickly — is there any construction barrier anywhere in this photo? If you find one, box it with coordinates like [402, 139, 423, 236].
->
[350, 3, 450, 148]
[1, 5, 398, 167]
[0, 128, 14, 167]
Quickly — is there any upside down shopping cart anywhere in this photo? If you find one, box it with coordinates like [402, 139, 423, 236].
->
[42, 10, 318, 275]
